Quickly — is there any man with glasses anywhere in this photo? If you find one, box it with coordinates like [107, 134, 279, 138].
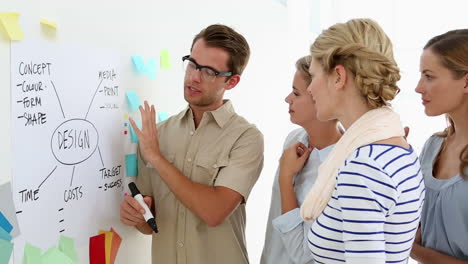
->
[120, 24, 264, 264]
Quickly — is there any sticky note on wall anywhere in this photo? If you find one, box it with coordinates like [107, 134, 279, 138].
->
[41, 247, 73, 264]
[23, 243, 42, 264]
[0, 212, 12, 234]
[98, 230, 112, 264]
[0, 238, 13, 264]
[89, 234, 106, 264]
[109, 228, 122, 264]
[125, 91, 141, 111]
[160, 50, 171, 69]
[97, 228, 122, 264]
[125, 154, 138, 177]
[0, 183, 20, 238]
[146, 58, 157, 79]
[129, 120, 141, 143]
[40, 18, 57, 29]
[59, 235, 79, 262]
[158, 112, 169, 122]
[0, 12, 25, 40]
[131, 55, 146, 73]
[0, 226, 11, 241]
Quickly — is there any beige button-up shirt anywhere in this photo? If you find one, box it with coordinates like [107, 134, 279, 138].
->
[136, 100, 264, 264]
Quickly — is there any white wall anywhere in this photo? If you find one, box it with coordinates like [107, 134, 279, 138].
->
[1, 0, 467, 263]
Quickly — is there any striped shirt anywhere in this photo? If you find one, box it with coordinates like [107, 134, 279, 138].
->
[307, 144, 425, 264]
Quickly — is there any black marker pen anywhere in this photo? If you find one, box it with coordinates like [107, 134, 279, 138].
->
[128, 182, 158, 233]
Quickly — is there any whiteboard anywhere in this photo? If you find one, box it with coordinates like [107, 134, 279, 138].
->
[0, 0, 294, 263]
[10, 38, 134, 263]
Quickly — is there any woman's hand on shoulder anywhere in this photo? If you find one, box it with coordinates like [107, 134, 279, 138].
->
[279, 142, 312, 181]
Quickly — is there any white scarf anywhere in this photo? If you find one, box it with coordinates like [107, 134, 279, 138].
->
[300, 106, 404, 221]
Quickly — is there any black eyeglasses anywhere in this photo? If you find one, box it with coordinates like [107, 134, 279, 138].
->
[182, 55, 232, 82]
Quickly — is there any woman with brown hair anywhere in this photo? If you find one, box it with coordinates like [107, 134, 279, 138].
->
[411, 29, 468, 263]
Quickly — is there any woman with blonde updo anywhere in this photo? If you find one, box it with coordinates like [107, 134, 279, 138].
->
[300, 18, 424, 263]
[411, 29, 468, 263]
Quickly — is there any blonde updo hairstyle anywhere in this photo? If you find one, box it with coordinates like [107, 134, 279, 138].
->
[310, 18, 401, 109]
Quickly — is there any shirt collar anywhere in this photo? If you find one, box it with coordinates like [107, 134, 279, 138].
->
[296, 132, 334, 162]
[176, 105, 192, 121]
[317, 144, 334, 162]
[177, 100, 235, 128]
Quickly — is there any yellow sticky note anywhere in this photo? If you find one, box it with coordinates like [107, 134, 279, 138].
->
[40, 18, 57, 29]
[0, 12, 25, 40]
[160, 50, 171, 69]
[98, 230, 113, 264]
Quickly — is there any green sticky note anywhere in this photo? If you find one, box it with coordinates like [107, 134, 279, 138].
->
[125, 154, 138, 177]
[23, 242, 42, 264]
[125, 91, 141, 111]
[58, 235, 78, 262]
[0, 238, 13, 264]
[131, 55, 146, 73]
[0, 12, 25, 40]
[160, 50, 171, 69]
[41, 247, 72, 264]
[158, 112, 169, 122]
[146, 58, 157, 79]
[0, 226, 11, 241]
[129, 120, 141, 143]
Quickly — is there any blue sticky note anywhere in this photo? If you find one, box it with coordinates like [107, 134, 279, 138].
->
[125, 154, 138, 177]
[131, 55, 146, 73]
[0, 212, 12, 234]
[129, 120, 141, 143]
[0, 226, 11, 241]
[146, 58, 157, 79]
[126, 91, 141, 111]
[0, 238, 13, 264]
[158, 112, 169, 122]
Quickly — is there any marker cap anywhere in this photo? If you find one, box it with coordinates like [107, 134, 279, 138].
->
[128, 182, 141, 197]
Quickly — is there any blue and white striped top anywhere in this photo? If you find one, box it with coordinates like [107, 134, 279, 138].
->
[307, 144, 425, 264]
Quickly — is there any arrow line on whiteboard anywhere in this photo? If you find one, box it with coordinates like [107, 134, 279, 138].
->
[38, 165, 58, 189]
[85, 79, 104, 120]
[51, 80, 66, 119]
[97, 146, 104, 167]
[70, 165, 76, 187]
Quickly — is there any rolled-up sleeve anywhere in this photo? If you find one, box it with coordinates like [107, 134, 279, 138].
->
[272, 208, 315, 263]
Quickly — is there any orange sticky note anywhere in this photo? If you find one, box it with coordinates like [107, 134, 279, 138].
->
[109, 228, 121, 264]
[0, 12, 24, 40]
[98, 228, 122, 264]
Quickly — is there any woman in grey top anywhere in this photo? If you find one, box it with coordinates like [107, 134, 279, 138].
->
[260, 56, 342, 264]
[411, 29, 468, 263]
